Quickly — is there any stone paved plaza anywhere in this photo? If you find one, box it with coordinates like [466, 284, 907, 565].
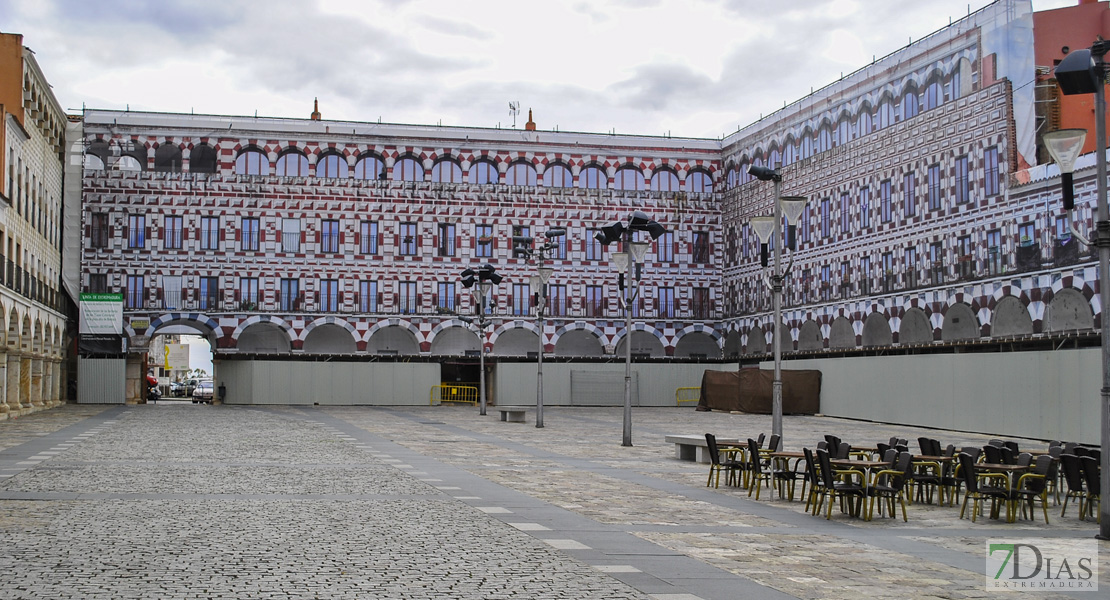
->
[0, 403, 1105, 599]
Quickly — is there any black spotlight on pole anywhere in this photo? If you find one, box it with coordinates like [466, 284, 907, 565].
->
[594, 222, 625, 245]
[544, 228, 566, 238]
[460, 268, 476, 288]
[512, 236, 534, 258]
[748, 164, 781, 182]
[478, 264, 502, 285]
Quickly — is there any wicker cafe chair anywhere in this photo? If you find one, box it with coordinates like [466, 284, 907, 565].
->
[1009, 454, 1052, 524]
[705, 433, 743, 489]
[958, 452, 1011, 522]
[866, 452, 914, 522]
[1079, 455, 1101, 523]
[982, 444, 1003, 465]
[1060, 453, 1087, 519]
[803, 448, 827, 515]
[816, 448, 865, 519]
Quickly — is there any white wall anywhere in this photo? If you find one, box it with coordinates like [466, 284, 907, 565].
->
[779, 349, 1100, 445]
[218, 360, 440, 406]
[494, 362, 739, 407]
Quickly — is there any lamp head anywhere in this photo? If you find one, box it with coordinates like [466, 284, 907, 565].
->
[478, 263, 502, 285]
[1055, 48, 1098, 96]
[1043, 129, 1087, 174]
[460, 268, 476, 288]
[628, 210, 667, 239]
[511, 235, 534, 258]
[748, 164, 781, 182]
[611, 252, 630, 274]
[750, 216, 775, 244]
[779, 196, 808, 226]
[595, 222, 625, 245]
[544, 228, 566, 238]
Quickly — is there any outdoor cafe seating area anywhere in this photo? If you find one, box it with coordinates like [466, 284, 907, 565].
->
[704, 432, 1102, 525]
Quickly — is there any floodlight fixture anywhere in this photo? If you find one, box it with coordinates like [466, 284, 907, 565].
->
[748, 164, 781, 182]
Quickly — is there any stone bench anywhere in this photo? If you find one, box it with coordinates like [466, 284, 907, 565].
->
[497, 406, 528, 423]
[665, 434, 742, 463]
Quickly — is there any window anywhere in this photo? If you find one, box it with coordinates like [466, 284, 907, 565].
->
[955, 155, 969, 204]
[881, 252, 894, 292]
[685, 170, 712, 193]
[199, 276, 219, 310]
[360, 221, 378, 254]
[904, 247, 917, 287]
[819, 265, 831, 300]
[238, 277, 258, 309]
[692, 232, 710, 263]
[956, 234, 973, 278]
[901, 87, 919, 120]
[578, 165, 605, 189]
[89, 273, 109, 293]
[877, 99, 895, 129]
[282, 218, 301, 253]
[320, 219, 340, 253]
[692, 287, 710, 319]
[1055, 215, 1071, 241]
[126, 275, 144, 309]
[275, 151, 309, 177]
[241, 217, 260, 251]
[860, 257, 871, 295]
[281, 278, 300, 311]
[859, 187, 871, 229]
[927, 164, 942, 211]
[316, 153, 348, 178]
[839, 261, 851, 297]
[504, 161, 536, 186]
[393, 157, 424, 181]
[840, 193, 850, 234]
[512, 225, 530, 240]
[903, 172, 916, 218]
[987, 228, 1003, 275]
[659, 286, 675, 318]
[923, 81, 941, 111]
[91, 213, 109, 248]
[821, 198, 831, 238]
[354, 154, 385, 180]
[551, 233, 567, 259]
[398, 281, 417, 314]
[614, 167, 643, 190]
[200, 216, 219, 250]
[800, 204, 811, 243]
[586, 285, 604, 317]
[400, 222, 417, 255]
[468, 160, 498, 184]
[360, 281, 378, 313]
[930, 242, 945, 285]
[512, 283, 530, 316]
[542, 163, 572, 188]
[438, 223, 456, 257]
[128, 214, 145, 249]
[548, 284, 566, 316]
[189, 144, 217, 173]
[656, 231, 674, 262]
[234, 149, 268, 175]
[984, 146, 999, 197]
[857, 109, 873, 136]
[649, 169, 679, 191]
[320, 279, 339, 312]
[475, 224, 493, 258]
[586, 228, 604, 261]
[430, 159, 462, 183]
[437, 281, 456, 312]
[726, 166, 738, 188]
[1018, 222, 1036, 246]
[164, 215, 183, 249]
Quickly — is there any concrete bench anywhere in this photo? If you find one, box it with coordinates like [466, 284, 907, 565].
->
[497, 406, 528, 423]
[665, 434, 742, 463]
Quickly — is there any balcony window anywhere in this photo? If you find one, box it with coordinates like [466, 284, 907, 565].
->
[199, 276, 219, 310]
[280, 278, 300, 311]
[475, 224, 493, 258]
[128, 215, 145, 249]
[400, 223, 417, 256]
[360, 281, 378, 313]
[398, 281, 417, 314]
[360, 221, 378, 254]
[319, 279, 339, 312]
[164, 215, 183, 250]
[282, 219, 301, 253]
[91, 213, 109, 248]
[321, 219, 340, 253]
[200, 216, 219, 251]
[126, 275, 144, 309]
[241, 217, 259, 251]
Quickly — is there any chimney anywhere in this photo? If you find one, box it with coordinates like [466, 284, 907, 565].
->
[525, 109, 536, 131]
[310, 98, 321, 121]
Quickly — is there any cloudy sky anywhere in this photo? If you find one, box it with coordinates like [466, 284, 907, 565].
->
[3, 0, 1078, 139]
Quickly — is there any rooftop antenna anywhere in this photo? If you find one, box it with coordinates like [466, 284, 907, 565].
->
[509, 101, 520, 128]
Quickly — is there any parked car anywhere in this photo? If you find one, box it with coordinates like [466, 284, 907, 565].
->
[169, 381, 186, 397]
[192, 380, 214, 404]
[182, 378, 205, 397]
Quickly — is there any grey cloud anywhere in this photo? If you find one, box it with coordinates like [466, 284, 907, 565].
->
[420, 16, 492, 40]
[609, 62, 717, 111]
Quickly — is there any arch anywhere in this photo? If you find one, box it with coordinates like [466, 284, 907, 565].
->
[365, 324, 421, 355]
[725, 162, 739, 188]
[302, 323, 357, 354]
[189, 143, 217, 173]
[856, 102, 874, 136]
[234, 147, 269, 175]
[86, 140, 110, 167]
[744, 324, 766, 354]
[429, 326, 480, 355]
[991, 296, 1033, 337]
[673, 331, 721, 358]
[115, 155, 143, 171]
[685, 168, 712, 194]
[828, 316, 855, 349]
[492, 327, 539, 356]
[1044, 288, 1095, 332]
[392, 156, 424, 181]
[941, 303, 979, 341]
[876, 93, 896, 129]
[723, 330, 743, 358]
[615, 330, 665, 358]
[275, 148, 310, 177]
[543, 162, 572, 188]
[504, 160, 537, 186]
[146, 313, 221, 349]
[120, 140, 147, 169]
[236, 321, 293, 353]
[649, 167, 680, 192]
[315, 151, 349, 178]
[354, 153, 386, 180]
[84, 153, 105, 170]
[862, 313, 892, 347]
[553, 324, 605, 357]
[430, 157, 462, 183]
[468, 159, 498, 184]
[578, 164, 605, 189]
[613, 165, 644, 190]
[922, 75, 943, 111]
[899, 307, 933, 344]
[797, 320, 824, 351]
[154, 144, 182, 172]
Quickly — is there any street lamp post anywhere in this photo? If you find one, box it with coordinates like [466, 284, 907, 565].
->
[513, 229, 565, 428]
[748, 165, 806, 452]
[1053, 42, 1110, 539]
[596, 211, 667, 446]
[461, 264, 502, 416]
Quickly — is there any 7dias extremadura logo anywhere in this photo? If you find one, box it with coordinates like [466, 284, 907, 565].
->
[985, 540, 1098, 591]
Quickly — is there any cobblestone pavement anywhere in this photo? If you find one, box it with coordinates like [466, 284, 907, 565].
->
[0, 403, 1105, 599]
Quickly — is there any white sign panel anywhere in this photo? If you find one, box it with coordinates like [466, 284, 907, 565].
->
[164, 343, 191, 370]
[79, 293, 123, 335]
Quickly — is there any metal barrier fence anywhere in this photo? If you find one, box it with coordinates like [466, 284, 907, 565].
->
[675, 387, 700, 406]
[431, 384, 479, 405]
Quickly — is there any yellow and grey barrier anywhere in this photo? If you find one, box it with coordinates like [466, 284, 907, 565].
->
[675, 387, 700, 406]
[431, 384, 479, 405]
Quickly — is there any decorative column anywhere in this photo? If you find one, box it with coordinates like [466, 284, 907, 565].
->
[0, 349, 8, 417]
[30, 356, 43, 408]
[9, 353, 24, 412]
